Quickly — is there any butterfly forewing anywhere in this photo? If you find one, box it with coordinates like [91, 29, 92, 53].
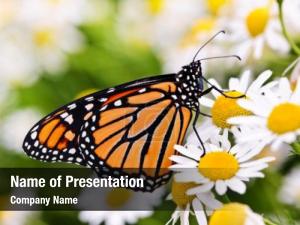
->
[79, 81, 192, 191]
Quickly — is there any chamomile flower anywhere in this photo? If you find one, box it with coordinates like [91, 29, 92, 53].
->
[229, 77, 300, 150]
[228, 0, 290, 61]
[278, 166, 300, 208]
[166, 180, 222, 225]
[0, 109, 41, 151]
[79, 186, 165, 225]
[209, 203, 265, 225]
[199, 70, 275, 134]
[170, 131, 274, 195]
[229, 0, 290, 61]
[117, 0, 202, 51]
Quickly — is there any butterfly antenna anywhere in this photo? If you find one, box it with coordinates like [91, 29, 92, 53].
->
[199, 55, 241, 61]
[192, 30, 226, 62]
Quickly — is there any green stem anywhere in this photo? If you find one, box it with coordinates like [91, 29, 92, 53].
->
[223, 194, 231, 203]
[277, 0, 300, 55]
[264, 217, 279, 225]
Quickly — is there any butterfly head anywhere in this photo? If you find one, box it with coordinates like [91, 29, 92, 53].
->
[174, 61, 204, 108]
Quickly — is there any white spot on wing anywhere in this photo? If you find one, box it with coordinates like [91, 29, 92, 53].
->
[31, 132, 37, 140]
[68, 104, 76, 110]
[114, 100, 122, 107]
[85, 104, 94, 111]
[65, 115, 74, 124]
[61, 112, 69, 118]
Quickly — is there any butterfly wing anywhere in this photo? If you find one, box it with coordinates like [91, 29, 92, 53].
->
[23, 74, 180, 167]
[22, 96, 100, 166]
[79, 79, 192, 191]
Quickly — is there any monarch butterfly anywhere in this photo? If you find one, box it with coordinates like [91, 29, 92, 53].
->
[22, 31, 241, 192]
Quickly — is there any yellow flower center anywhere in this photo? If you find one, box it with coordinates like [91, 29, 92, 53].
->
[147, 0, 165, 15]
[34, 29, 54, 47]
[181, 18, 215, 47]
[171, 181, 197, 209]
[206, 0, 229, 15]
[198, 152, 239, 181]
[209, 203, 248, 225]
[211, 91, 251, 129]
[267, 103, 300, 134]
[106, 188, 132, 209]
[246, 7, 270, 37]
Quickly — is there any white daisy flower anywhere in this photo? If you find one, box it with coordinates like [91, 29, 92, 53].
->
[199, 70, 275, 134]
[0, 109, 41, 151]
[162, 0, 233, 73]
[166, 180, 222, 225]
[278, 166, 300, 208]
[0, 0, 92, 86]
[227, 0, 290, 61]
[229, 77, 300, 150]
[170, 131, 274, 196]
[208, 203, 265, 225]
[0, 211, 33, 225]
[283, 0, 300, 36]
[117, 0, 202, 52]
[79, 186, 164, 225]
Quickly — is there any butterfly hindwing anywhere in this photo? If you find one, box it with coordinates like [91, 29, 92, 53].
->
[22, 97, 101, 166]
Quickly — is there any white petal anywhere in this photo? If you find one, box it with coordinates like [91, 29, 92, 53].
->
[229, 77, 240, 91]
[239, 70, 252, 93]
[215, 180, 227, 195]
[187, 182, 214, 195]
[175, 170, 208, 183]
[239, 157, 275, 168]
[228, 116, 265, 126]
[247, 70, 272, 94]
[181, 204, 190, 225]
[253, 37, 264, 59]
[169, 155, 198, 167]
[226, 178, 246, 194]
[199, 97, 215, 107]
[196, 193, 222, 210]
[174, 144, 202, 160]
[192, 199, 208, 225]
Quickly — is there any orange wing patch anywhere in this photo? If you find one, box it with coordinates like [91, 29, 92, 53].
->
[103, 88, 139, 106]
[106, 142, 130, 168]
[123, 134, 147, 169]
[160, 109, 181, 173]
[127, 91, 164, 105]
[128, 99, 171, 138]
[99, 107, 136, 127]
[95, 130, 126, 159]
[179, 107, 191, 144]
[93, 117, 131, 145]
[38, 119, 60, 144]
[47, 124, 67, 148]
[142, 106, 176, 174]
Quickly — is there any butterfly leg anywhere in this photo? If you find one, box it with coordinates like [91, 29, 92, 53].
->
[193, 108, 206, 156]
[202, 77, 245, 99]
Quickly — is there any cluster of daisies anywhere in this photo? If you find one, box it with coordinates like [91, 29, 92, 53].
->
[0, 0, 96, 97]
[165, 65, 300, 225]
[118, 0, 300, 73]
[78, 67, 300, 225]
